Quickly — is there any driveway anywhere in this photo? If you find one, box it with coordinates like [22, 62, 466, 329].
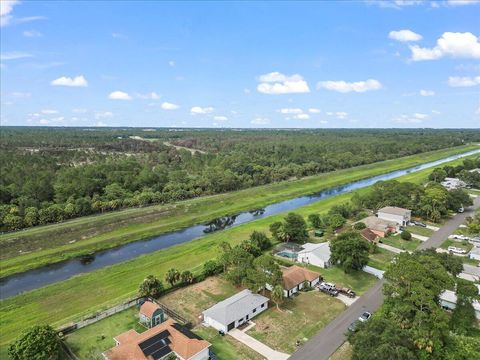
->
[290, 197, 480, 360]
[229, 328, 290, 360]
[411, 233, 429, 241]
[377, 243, 405, 254]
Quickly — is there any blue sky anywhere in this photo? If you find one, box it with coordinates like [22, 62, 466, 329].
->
[1, 0, 479, 128]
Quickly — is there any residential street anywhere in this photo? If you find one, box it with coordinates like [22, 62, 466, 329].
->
[290, 197, 480, 360]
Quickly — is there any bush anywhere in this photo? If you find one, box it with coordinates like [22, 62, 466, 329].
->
[400, 230, 412, 241]
[203, 260, 222, 277]
[8, 325, 60, 360]
[353, 222, 367, 230]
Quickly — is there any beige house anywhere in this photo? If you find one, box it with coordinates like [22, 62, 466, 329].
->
[377, 206, 411, 226]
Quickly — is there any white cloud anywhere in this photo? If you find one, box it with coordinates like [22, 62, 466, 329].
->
[317, 79, 382, 93]
[41, 109, 58, 114]
[0, 51, 32, 60]
[94, 111, 113, 119]
[0, 0, 19, 26]
[257, 72, 310, 94]
[51, 75, 88, 87]
[389, 29, 422, 42]
[11, 91, 31, 98]
[278, 108, 303, 114]
[23, 29, 42, 37]
[308, 108, 321, 113]
[111, 32, 127, 39]
[161, 102, 180, 110]
[432, 110, 441, 115]
[39, 119, 50, 125]
[446, 0, 480, 6]
[410, 32, 480, 61]
[96, 121, 107, 127]
[413, 113, 429, 119]
[367, 1, 424, 9]
[295, 113, 310, 120]
[72, 108, 87, 113]
[214, 115, 228, 121]
[420, 89, 435, 96]
[251, 117, 270, 125]
[137, 92, 161, 100]
[244, 88, 251, 94]
[169, 60, 175, 67]
[393, 112, 429, 124]
[447, 76, 480, 87]
[190, 106, 214, 115]
[326, 111, 348, 119]
[108, 91, 132, 100]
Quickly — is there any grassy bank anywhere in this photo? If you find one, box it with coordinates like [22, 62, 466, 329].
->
[1, 145, 478, 278]
[0, 153, 477, 353]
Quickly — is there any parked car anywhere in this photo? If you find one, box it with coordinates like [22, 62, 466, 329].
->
[338, 287, 356, 298]
[348, 320, 360, 332]
[448, 246, 467, 254]
[318, 282, 339, 297]
[358, 311, 372, 322]
[452, 234, 470, 241]
[411, 221, 427, 227]
[458, 207, 465, 213]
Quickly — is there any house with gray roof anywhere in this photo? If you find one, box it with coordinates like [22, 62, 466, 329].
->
[202, 289, 269, 333]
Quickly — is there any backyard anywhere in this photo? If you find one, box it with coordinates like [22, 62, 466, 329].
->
[367, 248, 396, 271]
[247, 290, 346, 354]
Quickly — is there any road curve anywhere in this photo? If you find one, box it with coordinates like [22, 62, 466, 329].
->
[290, 196, 480, 360]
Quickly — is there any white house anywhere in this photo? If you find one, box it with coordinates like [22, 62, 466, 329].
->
[297, 242, 331, 268]
[202, 289, 269, 333]
[441, 177, 466, 190]
[469, 247, 480, 261]
[377, 206, 411, 226]
[440, 289, 480, 320]
[266, 265, 321, 297]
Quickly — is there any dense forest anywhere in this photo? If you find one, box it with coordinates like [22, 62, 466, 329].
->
[1, 127, 480, 231]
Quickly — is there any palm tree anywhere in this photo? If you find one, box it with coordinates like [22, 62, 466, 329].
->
[180, 270, 194, 284]
[271, 285, 284, 311]
[165, 268, 180, 287]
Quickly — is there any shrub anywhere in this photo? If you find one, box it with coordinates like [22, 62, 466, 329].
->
[400, 230, 412, 241]
[353, 222, 367, 230]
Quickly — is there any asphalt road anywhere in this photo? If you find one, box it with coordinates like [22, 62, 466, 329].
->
[290, 196, 480, 360]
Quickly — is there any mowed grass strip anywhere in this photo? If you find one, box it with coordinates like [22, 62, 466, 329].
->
[0, 154, 477, 351]
[1, 145, 477, 277]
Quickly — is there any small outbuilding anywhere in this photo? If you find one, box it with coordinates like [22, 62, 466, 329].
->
[139, 301, 165, 328]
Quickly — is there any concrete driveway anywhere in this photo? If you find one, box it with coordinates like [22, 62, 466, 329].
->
[229, 328, 290, 360]
[377, 243, 405, 253]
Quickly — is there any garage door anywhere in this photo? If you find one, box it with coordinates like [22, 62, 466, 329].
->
[227, 321, 235, 331]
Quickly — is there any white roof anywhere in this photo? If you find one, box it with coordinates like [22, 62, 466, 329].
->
[298, 242, 331, 261]
[440, 289, 480, 312]
[377, 206, 411, 216]
[202, 289, 268, 326]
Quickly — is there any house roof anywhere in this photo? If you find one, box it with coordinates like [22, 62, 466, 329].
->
[140, 301, 161, 319]
[282, 265, 320, 290]
[361, 216, 396, 232]
[440, 290, 480, 312]
[298, 242, 331, 262]
[202, 289, 268, 326]
[106, 319, 210, 360]
[377, 206, 411, 216]
[360, 228, 379, 243]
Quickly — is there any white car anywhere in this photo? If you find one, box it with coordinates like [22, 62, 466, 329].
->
[359, 311, 372, 322]
[448, 246, 467, 254]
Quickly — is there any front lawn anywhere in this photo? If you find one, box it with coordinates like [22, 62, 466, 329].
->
[330, 341, 353, 360]
[194, 326, 263, 360]
[440, 239, 473, 252]
[381, 234, 421, 252]
[405, 226, 434, 237]
[247, 291, 345, 354]
[65, 307, 145, 359]
[368, 248, 396, 271]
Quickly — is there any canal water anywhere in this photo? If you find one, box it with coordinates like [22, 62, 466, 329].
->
[1, 149, 479, 299]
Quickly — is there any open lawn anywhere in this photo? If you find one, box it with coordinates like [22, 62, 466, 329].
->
[405, 226, 434, 237]
[0, 153, 477, 352]
[1, 145, 477, 278]
[440, 239, 474, 252]
[159, 277, 239, 326]
[247, 291, 346, 354]
[194, 326, 263, 360]
[368, 248, 396, 271]
[381, 234, 421, 252]
[65, 307, 145, 359]
[329, 341, 353, 360]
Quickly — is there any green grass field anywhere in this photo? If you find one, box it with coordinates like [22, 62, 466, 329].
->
[1, 145, 477, 278]
[367, 248, 396, 271]
[247, 291, 346, 354]
[440, 239, 473, 252]
[381, 234, 422, 252]
[0, 151, 478, 353]
[405, 225, 434, 237]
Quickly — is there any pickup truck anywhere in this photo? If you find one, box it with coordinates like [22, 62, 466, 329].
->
[337, 287, 356, 298]
[448, 246, 467, 254]
[318, 282, 339, 297]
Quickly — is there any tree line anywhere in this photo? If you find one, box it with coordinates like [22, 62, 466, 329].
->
[2, 127, 479, 231]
